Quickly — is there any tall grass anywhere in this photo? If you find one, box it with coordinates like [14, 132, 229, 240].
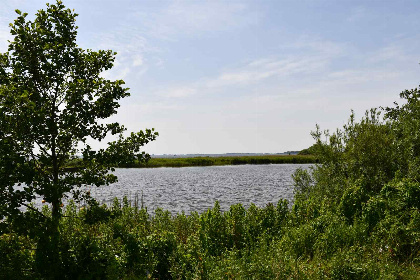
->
[1, 194, 419, 279]
[123, 155, 317, 168]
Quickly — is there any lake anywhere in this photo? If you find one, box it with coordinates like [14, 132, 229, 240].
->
[86, 164, 312, 214]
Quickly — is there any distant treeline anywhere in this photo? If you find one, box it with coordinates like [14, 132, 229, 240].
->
[297, 144, 318, 155]
[121, 155, 318, 168]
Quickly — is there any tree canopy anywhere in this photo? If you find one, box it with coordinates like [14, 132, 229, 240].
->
[0, 1, 157, 276]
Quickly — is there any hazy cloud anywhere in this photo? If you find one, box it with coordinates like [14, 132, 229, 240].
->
[155, 86, 197, 98]
[137, 0, 257, 40]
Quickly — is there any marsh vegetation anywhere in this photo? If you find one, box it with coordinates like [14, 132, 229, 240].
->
[123, 155, 317, 168]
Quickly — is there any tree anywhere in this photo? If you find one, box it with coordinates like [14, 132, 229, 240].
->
[297, 143, 320, 155]
[303, 109, 397, 202]
[384, 87, 420, 181]
[0, 1, 158, 277]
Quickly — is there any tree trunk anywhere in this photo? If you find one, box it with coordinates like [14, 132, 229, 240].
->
[36, 131, 62, 279]
[49, 133, 62, 279]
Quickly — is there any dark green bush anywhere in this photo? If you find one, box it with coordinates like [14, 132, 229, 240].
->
[0, 234, 34, 280]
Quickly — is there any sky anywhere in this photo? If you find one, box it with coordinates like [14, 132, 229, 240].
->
[1, 0, 420, 155]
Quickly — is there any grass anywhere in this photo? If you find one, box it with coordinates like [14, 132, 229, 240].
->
[123, 155, 318, 168]
[2, 197, 419, 279]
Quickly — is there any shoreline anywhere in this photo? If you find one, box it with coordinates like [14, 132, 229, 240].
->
[120, 154, 318, 168]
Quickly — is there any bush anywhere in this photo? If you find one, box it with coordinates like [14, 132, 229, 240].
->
[0, 234, 34, 280]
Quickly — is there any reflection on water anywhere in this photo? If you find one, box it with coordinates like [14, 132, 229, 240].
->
[84, 164, 312, 214]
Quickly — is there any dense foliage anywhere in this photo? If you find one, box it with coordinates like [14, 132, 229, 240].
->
[297, 144, 319, 155]
[0, 1, 157, 278]
[1, 192, 418, 279]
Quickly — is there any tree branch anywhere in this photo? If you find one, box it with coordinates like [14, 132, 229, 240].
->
[20, 202, 48, 219]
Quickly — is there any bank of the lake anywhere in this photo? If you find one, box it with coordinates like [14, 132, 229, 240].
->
[123, 154, 317, 168]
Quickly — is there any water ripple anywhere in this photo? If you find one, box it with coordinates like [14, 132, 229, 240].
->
[88, 164, 312, 214]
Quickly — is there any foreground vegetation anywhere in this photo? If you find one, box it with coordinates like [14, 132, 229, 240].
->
[2, 188, 419, 279]
[3, 86, 420, 278]
[5, 83, 420, 278]
[124, 155, 317, 168]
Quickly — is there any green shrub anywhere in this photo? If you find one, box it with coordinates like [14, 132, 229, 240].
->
[0, 233, 34, 280]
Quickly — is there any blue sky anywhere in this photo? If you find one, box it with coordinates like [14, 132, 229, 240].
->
[1, 0, 420, 154]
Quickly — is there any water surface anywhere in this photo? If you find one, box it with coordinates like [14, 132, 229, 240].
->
[87, 164, 312, 214]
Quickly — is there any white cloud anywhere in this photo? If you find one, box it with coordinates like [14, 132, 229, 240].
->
[95, 32, 151, 81]
[164, 87, 196, 98]
[276, 35, 348, 57]
[81, 0, 258, 86]
[132, 54, 144, 67]
[326, 68, 401, 83]
[205, 56, 332, 88]
[0, 27, 11, 52]
[0, 12, 14, 52]
[154, 57, 164, 68]
[367, 44, 410, 64]
[0, 0, 45, 52]
[346, 6, 367, 22]
[153, 86, 197, 98]
[136, 0, 257, 40]
[197, 37, 348, 89]
[143, 38, 345, 102]
[125, 101, 182, 115]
